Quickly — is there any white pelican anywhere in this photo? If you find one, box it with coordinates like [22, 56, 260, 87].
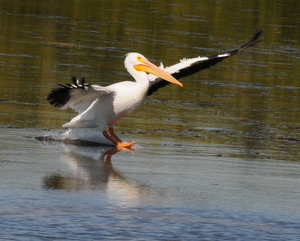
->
[47, 27, 262, 147]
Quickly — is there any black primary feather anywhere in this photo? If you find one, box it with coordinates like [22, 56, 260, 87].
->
[46, 77, 89, 108]
[147, 27, 262, 96]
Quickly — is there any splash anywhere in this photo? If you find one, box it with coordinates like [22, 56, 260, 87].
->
[37, 128, 113, 146]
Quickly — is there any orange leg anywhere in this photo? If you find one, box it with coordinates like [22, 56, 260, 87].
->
[108, 127, 122, 143]
[103, 130, 118, 146]
[102, 128, 136, 147]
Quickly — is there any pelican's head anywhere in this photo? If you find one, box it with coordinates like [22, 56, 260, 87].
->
[125, 53, 183, 87]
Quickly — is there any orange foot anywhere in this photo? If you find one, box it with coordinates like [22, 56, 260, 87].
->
[103, 129, 136, 150]
[117, 141, 136, 147]
[104, 146, 135, 156]
[116, 145, 136, 153]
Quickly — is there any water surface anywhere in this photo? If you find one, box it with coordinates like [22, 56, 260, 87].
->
[0, 0, 299, 240]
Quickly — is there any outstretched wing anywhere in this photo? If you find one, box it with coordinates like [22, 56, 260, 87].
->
[46, 77, 113, 114]
[147, 27, 262, 96]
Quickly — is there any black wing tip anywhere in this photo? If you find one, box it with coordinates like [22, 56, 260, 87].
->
[46, 77, 89, 108]
[71, 77, 88, 88]
[238, 26, 263, 52]
[210, 26, 263, 57]
[46, 85, 71, 108]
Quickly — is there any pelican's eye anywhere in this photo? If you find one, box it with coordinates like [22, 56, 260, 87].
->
[136, 56, 143, 62]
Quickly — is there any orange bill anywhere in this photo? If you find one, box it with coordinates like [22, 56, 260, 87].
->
[134, 57, 183, 87]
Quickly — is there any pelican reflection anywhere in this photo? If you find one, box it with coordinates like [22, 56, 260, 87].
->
[43, 144, 141, 204]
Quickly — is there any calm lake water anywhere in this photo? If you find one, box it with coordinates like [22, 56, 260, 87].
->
[0, 0, 300, 240]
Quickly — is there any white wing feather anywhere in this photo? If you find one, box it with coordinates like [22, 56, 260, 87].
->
[62, 85, 114, 114]
[147, 56, 211, 82]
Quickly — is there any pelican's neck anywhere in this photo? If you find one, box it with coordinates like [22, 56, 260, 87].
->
[127, 66, 150, 88]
